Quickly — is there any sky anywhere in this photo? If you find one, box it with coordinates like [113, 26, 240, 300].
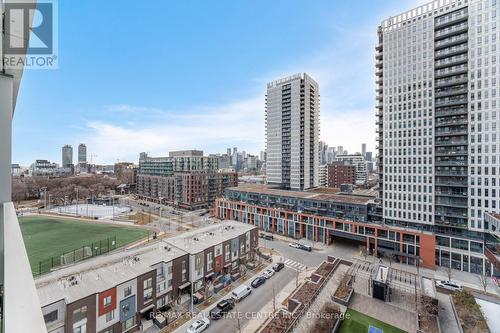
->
[13, 0, 428, 166]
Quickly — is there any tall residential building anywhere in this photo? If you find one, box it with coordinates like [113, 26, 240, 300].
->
[361, 143, 367, 158]
[77, 143, 87, 164]
[61, 144, 73, 168]
[265, 73, 320, 190]
[377, 0, 499, 275]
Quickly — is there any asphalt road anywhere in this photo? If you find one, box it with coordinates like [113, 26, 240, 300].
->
[264, 238, 329, 268]
[201, 266, 296, 333]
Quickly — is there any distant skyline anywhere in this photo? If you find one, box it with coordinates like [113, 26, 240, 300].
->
[13, 0, 427, 165]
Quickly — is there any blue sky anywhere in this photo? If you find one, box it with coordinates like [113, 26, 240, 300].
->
[13, 0, 426, 165]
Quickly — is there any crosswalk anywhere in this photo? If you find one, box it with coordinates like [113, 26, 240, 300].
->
[284, 258, 307, 271]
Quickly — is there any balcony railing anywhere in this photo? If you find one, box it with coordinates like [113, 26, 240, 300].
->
[2, 202, 48, 333]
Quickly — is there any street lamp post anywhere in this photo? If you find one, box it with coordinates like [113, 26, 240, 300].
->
[76, 187, 79, 216]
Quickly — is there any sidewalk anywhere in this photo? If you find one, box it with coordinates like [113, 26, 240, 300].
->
[242, 257, 314, 333]
[171, 261, 277, 333]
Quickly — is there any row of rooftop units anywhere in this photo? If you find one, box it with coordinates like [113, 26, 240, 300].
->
[36, 222, 258, 333]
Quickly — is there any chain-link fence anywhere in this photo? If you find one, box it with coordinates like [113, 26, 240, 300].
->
[33, 236, 117, 276]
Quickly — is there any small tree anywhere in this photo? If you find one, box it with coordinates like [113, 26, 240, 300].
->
[478, 274, 489, 293]
[446, 264, 453, 281]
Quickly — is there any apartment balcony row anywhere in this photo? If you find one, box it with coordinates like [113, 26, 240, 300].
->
[434, 207, 468, 221]
[435, 128, 468, 137]
[434, 216, 468, 229]
[434, 44, 468, 60]
[434, 11, 468, 29]
[435, 97, 467, 108]
[434, 22, 468, 41]
[434, 139, 468, 146]
[435, 189, 467, 197]
[435, 169, 468, 177]
[435, 55, 468, 70]
[434, 34, 468, 51]
[434, 66, 468, 80]
[434, 159, 467, 167]
[435, 106, 468, 117]
[435, 179, 468, 187]
[435, 197, 468, 208]
[435, 117, 468, 127]
[435, 75, 468, 88]
[435, 150, 468, 158]
[435, 82, 467, 95]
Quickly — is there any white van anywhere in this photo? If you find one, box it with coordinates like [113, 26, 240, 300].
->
[231, 284, 252, 302]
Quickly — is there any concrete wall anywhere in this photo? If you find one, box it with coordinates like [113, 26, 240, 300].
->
[0, 75, 13, 203]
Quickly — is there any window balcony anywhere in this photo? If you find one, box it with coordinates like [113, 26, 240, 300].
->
[434, 160, 467, 167]
[435, 118, 468, 127]
[435, 179, 468, 187]
[435, 44, 468, 60]
[434, 11, 468, 29]
[435, 128, 468, 137]
[434, 23, 468, 41]
[435, 107, 468, 117]
[435, 198, 468, 208]
[434, 34, 468, 50]
[435, 75, 468, 88]
[435, 169, 468, 177]
[434, 66, 468, 79]
[434, 139, 468, 146]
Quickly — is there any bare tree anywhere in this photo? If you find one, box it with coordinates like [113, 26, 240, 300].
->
[478, 274, 489, 293]
[446, 264, 453, 281]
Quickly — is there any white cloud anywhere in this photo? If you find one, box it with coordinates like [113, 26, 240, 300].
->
[83, 96, 265, 163]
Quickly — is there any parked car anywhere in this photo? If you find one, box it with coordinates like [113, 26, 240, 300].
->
[262, 268, 275, 279]
[209, 299, 234, 320]
[231, 284, 252, 302]
[288, 242, 300, 248]
[186, 318, 210, 333]
[251, 276, 266, 288]
[299, 244, 312, 252]
[436, 280, 463, 292]
[273, 262, 285, 272]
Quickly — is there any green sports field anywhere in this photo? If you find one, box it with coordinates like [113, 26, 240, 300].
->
[338, 308, 407, 333]
[19, 215, 149, 274]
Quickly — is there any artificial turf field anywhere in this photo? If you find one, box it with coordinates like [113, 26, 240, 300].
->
[19, 215, 149, 273]
[338, 308, 407, 333]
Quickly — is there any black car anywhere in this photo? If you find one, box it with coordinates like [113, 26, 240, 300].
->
[209, 299, 234, 320]
[273, 262, 285, 272]
[264, 234, 274, 241]
[251, 276, 266, 288]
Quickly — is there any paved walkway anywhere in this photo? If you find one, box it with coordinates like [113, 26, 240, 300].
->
[436, 292, 461, 333]
[349, 292, 417, 333]
[242, 263, 315, 333]
[294, 264, 350, 333]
